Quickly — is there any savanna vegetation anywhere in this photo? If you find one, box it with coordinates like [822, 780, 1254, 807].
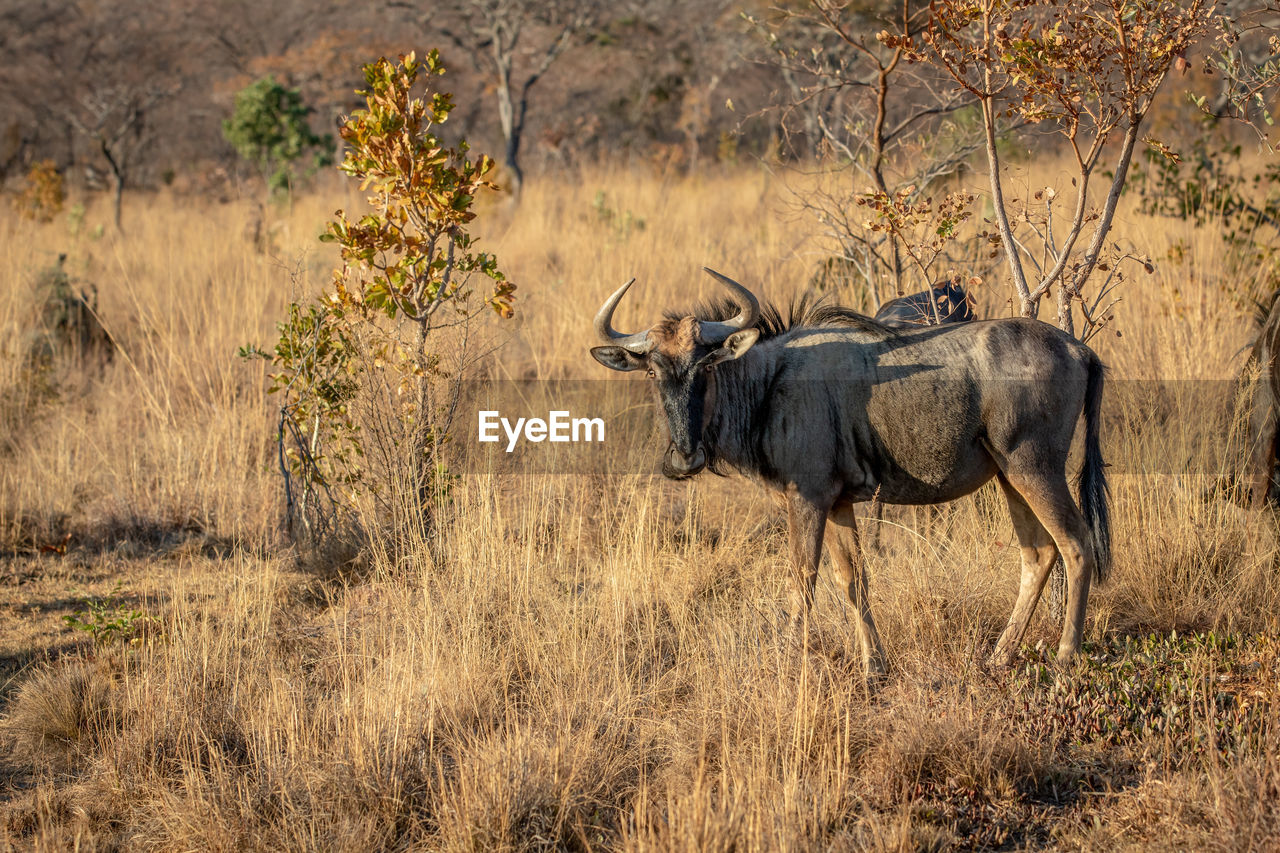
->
[4, 0, 1280, 850]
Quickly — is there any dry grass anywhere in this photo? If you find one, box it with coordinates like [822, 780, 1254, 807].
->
[2, 160, 1280, 850]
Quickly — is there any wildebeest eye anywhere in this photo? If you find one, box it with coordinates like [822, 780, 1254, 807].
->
[646, 368, 655, 379]
[705, 363, 715, 372]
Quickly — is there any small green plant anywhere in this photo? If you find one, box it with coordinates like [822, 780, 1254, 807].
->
[66, 203, 86, 238]
[63, 582, 150, 646]
[222, 76, 335, 196]
[241, 300, 362, 543]
[592, 190, 645, 241]
[1005, 630, 1277, 765]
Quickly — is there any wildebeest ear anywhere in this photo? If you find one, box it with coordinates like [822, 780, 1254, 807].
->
[705, 328, 760, 367]
[591, 345, 648, 372]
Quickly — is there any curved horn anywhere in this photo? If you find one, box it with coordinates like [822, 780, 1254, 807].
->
[698, 267, 761, 343]
[594, 278, 654, 353]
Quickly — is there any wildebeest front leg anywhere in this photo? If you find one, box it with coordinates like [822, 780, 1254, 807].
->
[827, 504, 887, 677]
[785, 493, 829, 637]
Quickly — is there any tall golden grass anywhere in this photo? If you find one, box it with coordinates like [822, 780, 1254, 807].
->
[2, 161, 1279, 849]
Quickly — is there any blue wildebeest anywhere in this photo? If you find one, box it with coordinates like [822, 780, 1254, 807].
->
[874, 279, 976, 327]
[590, 269, 1110, 677]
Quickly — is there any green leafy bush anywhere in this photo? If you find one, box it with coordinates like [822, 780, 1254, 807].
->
[249, 51, 514, 552]
[222, 76, 335, 195]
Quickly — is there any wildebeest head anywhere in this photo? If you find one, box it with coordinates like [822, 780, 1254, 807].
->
[591, 268, 761, 479]
[874, 279, 976, 327]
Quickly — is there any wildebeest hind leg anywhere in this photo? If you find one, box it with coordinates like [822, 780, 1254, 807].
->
[989, 475, 1060, 668]
[828, 505, 887, 678]
[994, 469, 1095, 664]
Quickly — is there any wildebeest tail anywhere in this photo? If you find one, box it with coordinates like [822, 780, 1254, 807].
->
[1078, 354, 1111, 584]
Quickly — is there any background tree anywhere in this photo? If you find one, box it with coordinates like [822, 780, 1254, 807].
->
[391, 0, 601, 197]
[68, 81, 181, 231]
[0, 1, 196, 231]
[0, 0, 787, 199]
[194, 0, 384, 143]
[222, 76, 336, 196]
[915, 0, 1215, 335]
[755, 0, 983, 307]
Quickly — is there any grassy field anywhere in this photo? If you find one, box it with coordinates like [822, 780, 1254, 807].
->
[2, 162, 1279, 850]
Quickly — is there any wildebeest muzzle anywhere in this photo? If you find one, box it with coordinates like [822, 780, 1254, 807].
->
[663, 442, 707, 479]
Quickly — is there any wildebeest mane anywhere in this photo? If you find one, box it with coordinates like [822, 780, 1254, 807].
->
[666, 292, 899, 341]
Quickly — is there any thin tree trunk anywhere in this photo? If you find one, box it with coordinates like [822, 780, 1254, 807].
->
[1070, 118, 1142, 297]
[111, 172, 124, 232]
[870, 63, 904, 291]
[412, 317, 434, 533]
[494, 60, 523, 198]
[981, 94, 1031, 318]
[504, 125, 523, 197]
[101, 139, 125, 232]
[1056, 281, 1074, 336]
